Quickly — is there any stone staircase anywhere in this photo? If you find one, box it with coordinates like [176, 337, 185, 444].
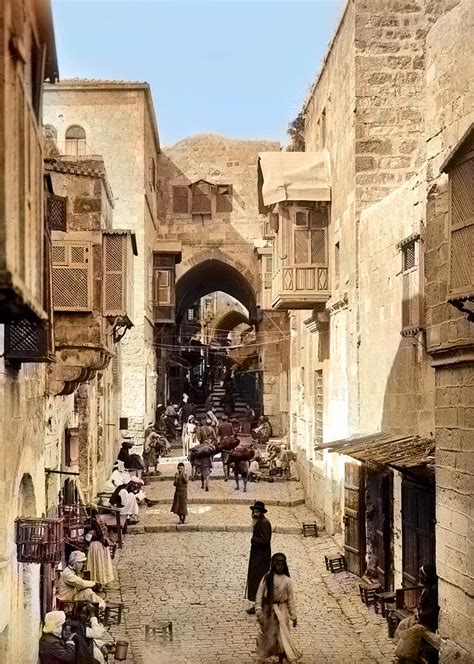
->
[193, 384, 249, 421]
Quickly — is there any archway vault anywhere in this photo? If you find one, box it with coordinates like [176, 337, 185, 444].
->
[211, 310, 251, 342]
[176, 258, 258, 324]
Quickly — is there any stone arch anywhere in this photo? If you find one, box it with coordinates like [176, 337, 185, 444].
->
[211, 310, 251, 343]
[18, 474, 37, 518]
[176, 256, 258, 324]
[178, 248, 258, 295]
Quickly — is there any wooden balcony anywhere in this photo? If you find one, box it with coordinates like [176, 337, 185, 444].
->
[271, 264, 330, 310]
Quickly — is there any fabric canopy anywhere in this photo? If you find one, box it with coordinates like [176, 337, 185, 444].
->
[258, 151, 331, 206]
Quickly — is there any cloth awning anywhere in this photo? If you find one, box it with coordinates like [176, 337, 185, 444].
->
[258, 151, 331, 206]
[319, 433, 435, 471]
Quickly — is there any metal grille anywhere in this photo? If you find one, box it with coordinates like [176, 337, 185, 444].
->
[450, 224, 474, 291]
[47, 194, 67, 232]
[294, 230, 309, 264]
[311, 229, 326, 264]
[402, 241, 416, 272]
[52, 244, 66, 264]
[172, 185, 189, 214]
[53, 267, 90, 310]
[4, 320, 50, 361]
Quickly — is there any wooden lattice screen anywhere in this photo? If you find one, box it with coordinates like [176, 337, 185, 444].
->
[449, 157, 474, 295]
[191, 182, 212, 214]
[52, 241, 92, 311]
[172, 185, 189, 213]
[47, 194, 67, 231]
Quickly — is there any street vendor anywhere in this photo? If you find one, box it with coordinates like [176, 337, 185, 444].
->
[57, 551, 105, 608]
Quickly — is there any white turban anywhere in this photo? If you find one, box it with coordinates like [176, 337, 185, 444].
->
[68, 550, 87, 565]
[43, 610, 66, 635]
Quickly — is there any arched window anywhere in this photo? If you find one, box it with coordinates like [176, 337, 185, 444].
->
[65, 125, 86, 156]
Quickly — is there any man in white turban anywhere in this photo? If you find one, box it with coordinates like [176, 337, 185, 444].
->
[57, 551, 105, 608]
[39, 610, 76, 663]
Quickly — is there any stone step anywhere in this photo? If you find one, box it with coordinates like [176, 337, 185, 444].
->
[129, 523, 303, 535]
[146, 473, 289, 483]
[145, 496, 305, 507]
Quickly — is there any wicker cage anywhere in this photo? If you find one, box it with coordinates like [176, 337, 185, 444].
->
[15, 518, 64, 563]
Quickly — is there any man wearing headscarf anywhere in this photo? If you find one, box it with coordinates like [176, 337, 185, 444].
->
[39, 610, 76, 663]
[103, 460, 130, 493]
[57, 551, 105, 608]
[246, 501, 272, 614]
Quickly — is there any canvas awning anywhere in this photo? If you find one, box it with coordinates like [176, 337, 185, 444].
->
[258, 151, 331, 206]
[320, 433, 435, 471]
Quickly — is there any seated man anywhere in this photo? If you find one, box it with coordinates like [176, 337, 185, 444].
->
[248, 458, 261, 482]
[57, 551, 105, 608]
[109, 480, 141, 521]
[39, 610, 76, 664]
[251, 416, 272, 445]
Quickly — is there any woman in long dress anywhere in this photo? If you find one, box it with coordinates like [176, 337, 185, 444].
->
[85, 509, 114, 586]
[255, 552, 302, 663]
[171, 462, 188, 523]
[183, 415, 198, 456]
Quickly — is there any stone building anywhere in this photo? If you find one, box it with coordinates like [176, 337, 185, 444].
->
[156, 134, 289, 432]
[258, 0, 472, 660]
[43, 80, 161, 440]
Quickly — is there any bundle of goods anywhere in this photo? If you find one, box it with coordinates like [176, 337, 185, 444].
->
[191, 443, 216, 459]
[228, 446, 255, 462]
[220, 436, 240, 451]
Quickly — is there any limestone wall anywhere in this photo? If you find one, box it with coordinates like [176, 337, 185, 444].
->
[422, 1, 474, 659]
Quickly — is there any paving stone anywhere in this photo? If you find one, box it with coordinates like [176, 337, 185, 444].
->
[107, 459, 395, 663]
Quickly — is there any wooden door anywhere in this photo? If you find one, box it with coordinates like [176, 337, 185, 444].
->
[402, 478, 435, 603]
[344, 460, 365, 576]
[372, 471, 393, 589]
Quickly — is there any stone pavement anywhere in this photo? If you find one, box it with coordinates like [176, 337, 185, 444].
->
[106, 458, 396, 663]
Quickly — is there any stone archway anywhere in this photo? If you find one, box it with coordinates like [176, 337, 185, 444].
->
[11, 474, 41, 664]
[176, 257, 258, 324]
[210, 309, 251, 344]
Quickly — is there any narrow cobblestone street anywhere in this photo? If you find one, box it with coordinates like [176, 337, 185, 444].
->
[107, 456, 395, 664]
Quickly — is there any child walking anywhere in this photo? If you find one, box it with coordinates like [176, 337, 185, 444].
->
[171, 462, 188, 524]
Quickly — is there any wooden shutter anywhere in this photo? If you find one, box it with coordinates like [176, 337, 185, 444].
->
[103, 233, 125, 316]
[401, 240, 422, 330]
[263, 255, 272, 289]
[153, 268, 174, 322]
[449, 157, 474, 296]
[52, 241, 92, 311]
[216, 184, 233, 213]
[294, 229, 309, 264]
[192, 182, 212, 214]
[172, 186, 189, 213]
[47, 194, 67, 232]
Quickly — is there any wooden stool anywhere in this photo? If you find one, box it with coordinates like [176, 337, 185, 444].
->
[374, 591, 396, 617]
[359, 582, 381, 606]
[145, 621, 173, 642]
[324, 554, 346, 573]
[302, 522, 318, 537]
[101, 601, 124, 626]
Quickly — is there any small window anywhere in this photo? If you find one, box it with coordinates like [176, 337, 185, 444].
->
[216, 185, 233, 213]
[402, 241, 416, 272]
[294, 209, 309, 228]
[119, 417, 128, 430]
[192, 182, 212, 215]
[187, 308, 195, 321]
[321, 108, 327, 149]
[148, 157, 156, 191]
[65, 125, 86, 156]
[156, 270, 171, 305]
[263, 256, 272, 289]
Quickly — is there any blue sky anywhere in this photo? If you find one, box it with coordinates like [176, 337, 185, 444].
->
[52, 0, 344, 147]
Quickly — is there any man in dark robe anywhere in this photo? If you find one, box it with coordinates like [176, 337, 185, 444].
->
[246, 501, 272, 614]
